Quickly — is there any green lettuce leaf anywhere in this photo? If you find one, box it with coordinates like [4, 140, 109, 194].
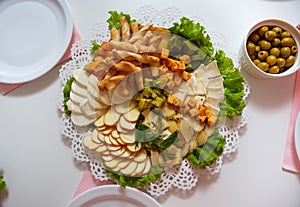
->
[168, 17, 214, 57]
[211, 50, 245, 120]
[187, 129, 225, 169]
[106, 11, 137, 30]
[0, 176, 6, 192]
[106, 166, 163, 188]
[63, 77, 75, 116]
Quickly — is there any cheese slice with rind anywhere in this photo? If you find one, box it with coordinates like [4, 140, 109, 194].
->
[82, 134, 99, 150]
[124, 107, 140, 123]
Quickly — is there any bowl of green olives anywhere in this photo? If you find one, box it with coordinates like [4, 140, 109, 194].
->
[241, 19, 300, 79]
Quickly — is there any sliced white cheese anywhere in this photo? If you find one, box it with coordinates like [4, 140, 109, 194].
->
[66, 100, 82, 114]
[119, 130, 136, 144]
[91, 128, 102, 144]
[87, 93, 107, 110]
[73, 69, 90, 87]
[132, 160, 146, 176]
[120, 161, 138, 176]
[88, 74, 100, 92]
[71, 112, 95, 126]
[72, 81, 88, 98]
[124, 107, 140, 123]
[94, 115, 105, 127]
[114, 101, 136, 114]
[104, 108, 119, 126]
[82, 134, 99, 150]
[119, 116, 136, 131]
[70, 91, 86, 105]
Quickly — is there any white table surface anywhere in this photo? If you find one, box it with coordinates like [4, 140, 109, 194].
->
[1, 0, 300, 206]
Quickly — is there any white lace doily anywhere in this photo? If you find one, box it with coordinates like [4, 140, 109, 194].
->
[58, 6, 250, 198]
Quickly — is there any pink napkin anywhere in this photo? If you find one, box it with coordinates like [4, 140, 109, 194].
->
[73, 170, 114, 198]
[0, 26, 81, 95]
[282, 70, 300, 174]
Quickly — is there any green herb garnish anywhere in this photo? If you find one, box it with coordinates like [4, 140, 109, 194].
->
[63, 77, 75, 116]
[90, 40, 101, 56]
[0, 176, 6, 192]
[135, 117, 178, 153]
[106, 11, 137, 30]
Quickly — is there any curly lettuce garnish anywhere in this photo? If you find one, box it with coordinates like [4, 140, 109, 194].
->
[168, 17, 214, 57]
[106, 166, 163, 187]
[106, 11, 137, 30]
[211, 50, 245, 120]
[0, 176, 6, 192]
[63, 77, 75, 116]
[187, 129, 226, 169]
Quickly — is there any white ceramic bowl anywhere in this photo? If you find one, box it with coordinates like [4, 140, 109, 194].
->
[240, 19, 300, 79]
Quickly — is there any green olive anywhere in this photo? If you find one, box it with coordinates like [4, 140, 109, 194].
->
[258, 51, 269, 60]
[291, 45, 298, 54]
[272, 38, 281, 47]
[266, 55, 277, 66]
[281, 37, 295, 47]
[270, 47, 280, 57]
[281, 47, 291, 58]
[250, 55, 256, 60]
[272, 26, 282, 37]
[276, 58, 286, 68]
[257, 62, 269, 72]
[259, 40, 271, 50]
[279, 66, 286, 72]
[253, 59, 261, 65]
[285, 55, 296, 67]
[249, 33, 260, 43]
[265, 30, 277, 41]
[258, 26, 269, 37]
[269, 65, 280, 74]
[281, 31, 291, 38]
[255, 45, 261, 53]
[247, 42, 256, 55]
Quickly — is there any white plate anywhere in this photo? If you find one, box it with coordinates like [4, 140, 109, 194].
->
[66, 185, 161, 207]
[0, 0, 73, 83]
[294, 111, 300, 162]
